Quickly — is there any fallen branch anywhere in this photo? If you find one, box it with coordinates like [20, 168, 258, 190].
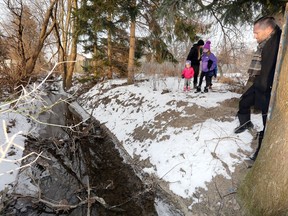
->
[36, 196, 104, 212]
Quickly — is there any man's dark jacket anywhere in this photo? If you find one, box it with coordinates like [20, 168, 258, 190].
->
[254, 25, 282, 110]
[186, 44, 200, 66]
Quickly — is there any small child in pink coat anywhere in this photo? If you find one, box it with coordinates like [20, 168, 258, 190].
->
[182, 60, 195, 91]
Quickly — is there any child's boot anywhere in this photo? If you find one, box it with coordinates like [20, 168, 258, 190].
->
[183, 86, 187, 91]
[188, 86, 191, 91]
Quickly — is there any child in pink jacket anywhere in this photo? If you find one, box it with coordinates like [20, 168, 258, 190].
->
[182, 60, 195, 91]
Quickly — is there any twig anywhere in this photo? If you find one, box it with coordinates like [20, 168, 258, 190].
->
[223, 190, 237, 198]
[0, 152, 43, 177]
[0, 120, 22, 163]
[26, 114, 88, 132]
[160, 161, 185, 180]
[213, 180, 224, 214]
[0, 61, 76, 111]
[87, 177, 91, 216]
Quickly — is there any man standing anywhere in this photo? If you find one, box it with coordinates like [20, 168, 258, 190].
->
[234, 17, 282, 160]
[186, 39, 205, 88]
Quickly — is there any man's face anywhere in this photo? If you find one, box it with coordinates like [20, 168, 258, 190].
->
[253, 23, 273, 43]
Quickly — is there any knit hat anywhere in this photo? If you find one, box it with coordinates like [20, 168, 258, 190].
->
[185, 60, 191, 65]
[203, 40, 211, 50]
[197, 39, 204, 46]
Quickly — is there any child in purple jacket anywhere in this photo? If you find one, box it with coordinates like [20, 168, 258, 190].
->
[196, 41, 217, 93]
[182, 60, 195, 91]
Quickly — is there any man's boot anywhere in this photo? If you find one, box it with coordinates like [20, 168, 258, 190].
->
[250, 130, 264, 161]
[204, 87, 208, 93]
[195, 86, 201, 93]
[234, 113, 253, 134]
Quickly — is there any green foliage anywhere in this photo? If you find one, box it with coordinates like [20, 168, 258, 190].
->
[120, 0, 139, 21]
[76, 0, 187, 78]
[174, 18, 198, 41]
[74, 0, 287, 80]
[218, 1, 258, 25]
[76, 0, 129, 77]
[161, 0, 286, 26]
[158, 0, 206, 43]
[211, 0, 285, 25]
[200, 0, 286, 25]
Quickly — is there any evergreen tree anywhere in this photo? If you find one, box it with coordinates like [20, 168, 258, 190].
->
[76, 0, 210, 81]
[77, 0, 140, 79]
[161, 0, 286, 25]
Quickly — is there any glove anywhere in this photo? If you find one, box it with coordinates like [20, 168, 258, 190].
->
[208, 59, 213, 69]
[182, 74, 184, 79]
[214, 66, 218, 77]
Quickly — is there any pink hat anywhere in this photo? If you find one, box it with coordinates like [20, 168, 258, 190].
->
[203, 40, 211, 50]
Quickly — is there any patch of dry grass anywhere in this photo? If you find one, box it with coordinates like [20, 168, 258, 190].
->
[136, 62, 182, 78]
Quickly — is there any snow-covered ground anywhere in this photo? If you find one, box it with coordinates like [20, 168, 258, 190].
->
[0, 106, 32, 192]
[0, 83, 53, 193]
[80, 76, 263, 207]
[0, 75, 263, 211]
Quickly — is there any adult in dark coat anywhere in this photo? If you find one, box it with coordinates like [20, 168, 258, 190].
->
[234, 16, 282, 160]
[186, 39, 205, 88]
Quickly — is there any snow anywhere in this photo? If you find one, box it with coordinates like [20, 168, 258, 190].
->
[155, 197, 183, 215]
[0, 109, 32, 192]
[80, 76, 263, 205]
[69, 101, 91, 120]
[125, 117, 258, 199]
[0, 75, 263, 210]
[0, 83, 49, 193]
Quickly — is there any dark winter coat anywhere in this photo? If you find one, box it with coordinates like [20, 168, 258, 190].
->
[186, 44, 201, 66]
[253, 25, 282, 110]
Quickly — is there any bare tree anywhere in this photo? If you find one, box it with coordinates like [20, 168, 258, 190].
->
[65, 0, 78, 90]
[0, 0, 58, 91]
[53, 0, 79, 90]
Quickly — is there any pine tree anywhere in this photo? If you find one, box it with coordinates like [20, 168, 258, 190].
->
[76, 0, 211, 82]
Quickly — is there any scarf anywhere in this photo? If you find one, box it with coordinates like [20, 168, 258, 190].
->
[248, 29, 275, 77]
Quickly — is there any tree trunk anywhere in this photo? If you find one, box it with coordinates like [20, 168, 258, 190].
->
[127, 6, 136, 84]
[59, 0, 70, 85]
[93, 42, 98, 77]
[24, 0, 58, 76]
[65, 0, 78, 90]
[107, 12, 113, 79]
[239, 4, 288, 215]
